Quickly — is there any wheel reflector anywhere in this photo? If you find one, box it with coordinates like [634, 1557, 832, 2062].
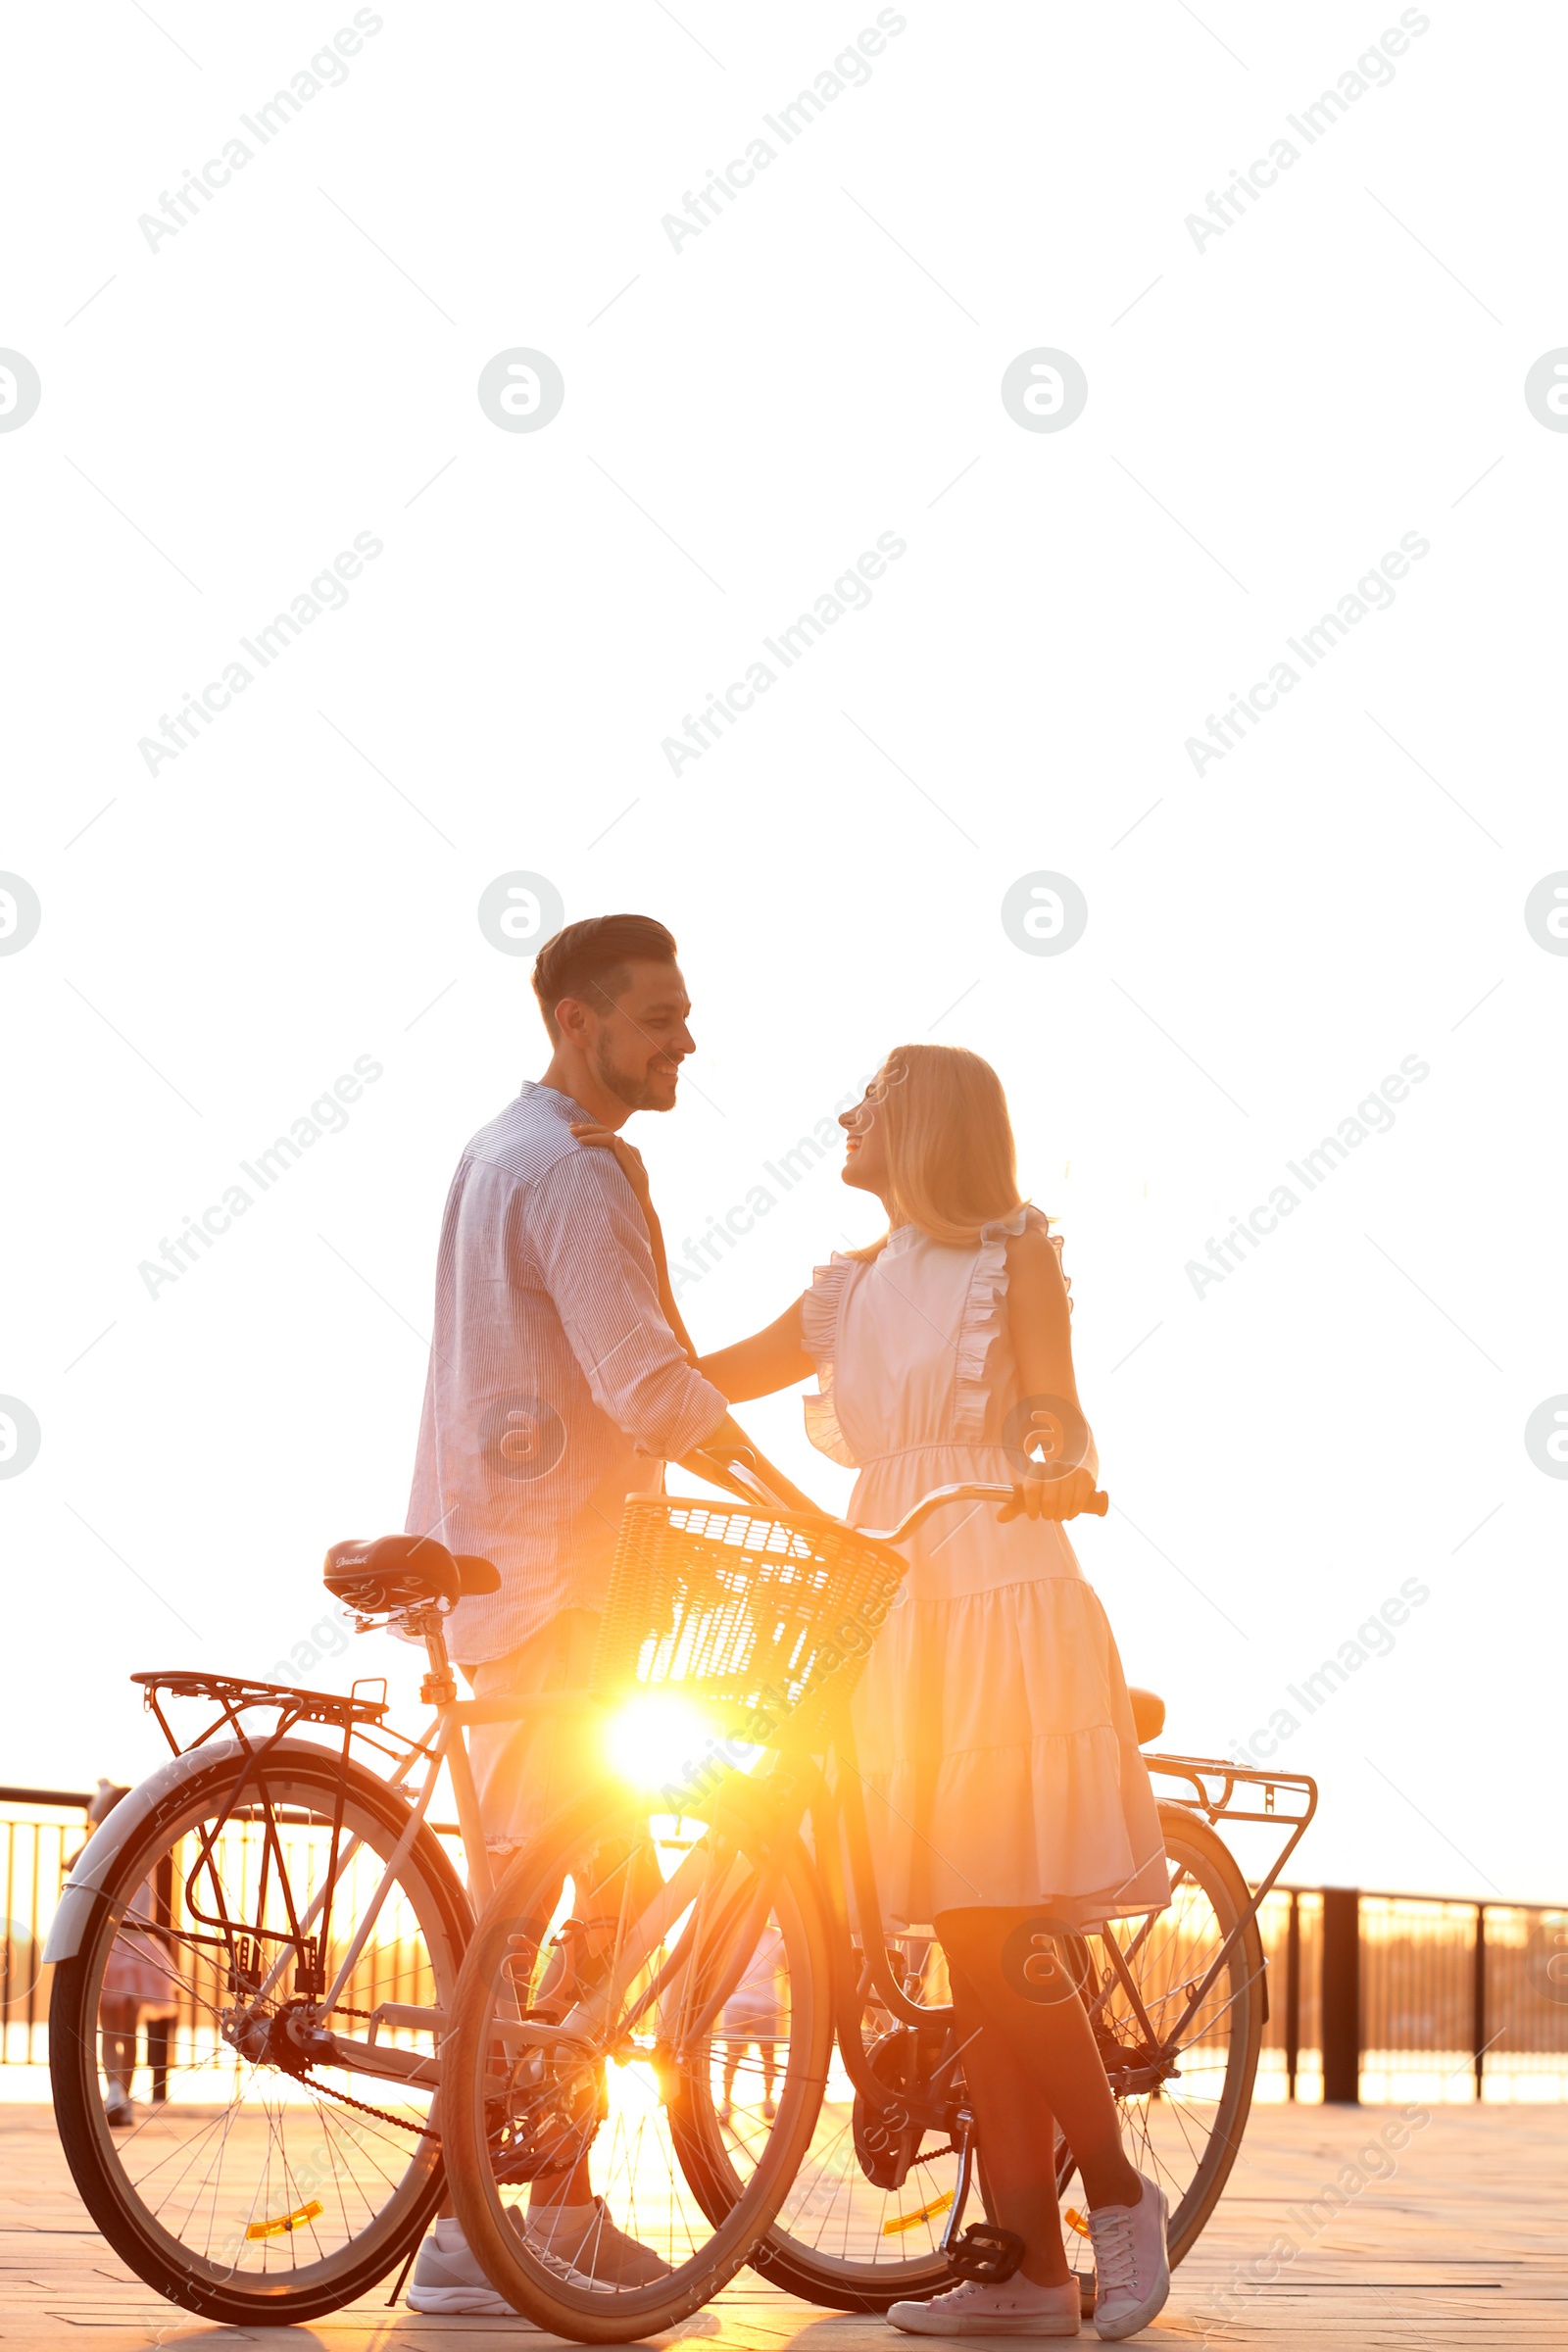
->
[882, 2189, 955, 2236]
[246, 2200, 324, 2240]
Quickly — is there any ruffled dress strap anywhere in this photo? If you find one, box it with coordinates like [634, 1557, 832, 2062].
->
[800, 1254, 860, 1467]
[952, 1203, 1062, 1445]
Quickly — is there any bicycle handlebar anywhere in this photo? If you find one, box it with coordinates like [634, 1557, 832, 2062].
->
[688, 1450, 1108, 1543]
[860, 1479, 1109, 1544]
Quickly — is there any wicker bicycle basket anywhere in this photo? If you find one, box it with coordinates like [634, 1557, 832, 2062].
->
[591, 1495, 906, 1740]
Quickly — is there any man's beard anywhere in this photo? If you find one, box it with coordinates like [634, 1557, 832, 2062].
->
[591, 1036, 672, 1112]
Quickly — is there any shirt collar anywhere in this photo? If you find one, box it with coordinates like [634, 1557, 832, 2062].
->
[521, 1079, 594, 1124]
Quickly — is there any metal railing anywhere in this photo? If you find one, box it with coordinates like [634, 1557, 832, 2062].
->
[1255, 1886, 1568, 2102]
[5, 1799, 1566, 2101]
[1, 1792, 89, 2068]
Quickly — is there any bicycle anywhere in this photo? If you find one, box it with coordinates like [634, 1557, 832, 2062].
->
[434, 1458, 1317, 2339]
[46, 1536, 505, 2325]
[44, 1467, 1312, 2332]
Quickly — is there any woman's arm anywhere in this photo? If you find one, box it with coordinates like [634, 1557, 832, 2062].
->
[569, 1122, 701, 1359]
[1001, 1220, 1102, 1521]
[566, 1120, 810, 1395]
[698, 1299, 814, 1402]
[642, 1197, 699, 1364]
[566, 1122, 818, 1510]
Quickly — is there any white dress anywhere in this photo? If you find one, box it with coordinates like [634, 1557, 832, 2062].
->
[802, 1206, 1169, 1929]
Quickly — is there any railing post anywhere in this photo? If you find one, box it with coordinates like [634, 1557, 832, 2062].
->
[1285, 1889, 1300, 2102]
[1321, 1886, 1361, 2103]
[1473, 1903, 1487, 2102]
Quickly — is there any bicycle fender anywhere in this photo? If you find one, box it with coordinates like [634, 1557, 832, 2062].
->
[42, 1735, 340, 1963]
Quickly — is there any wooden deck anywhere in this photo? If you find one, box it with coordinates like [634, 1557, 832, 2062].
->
[1, 2100, 1562, 2348]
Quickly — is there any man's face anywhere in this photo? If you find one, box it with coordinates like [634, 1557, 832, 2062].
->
[583, 959, 695, 1112]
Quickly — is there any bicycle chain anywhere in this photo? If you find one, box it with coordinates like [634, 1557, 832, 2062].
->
[297, 2065, 442, 2141]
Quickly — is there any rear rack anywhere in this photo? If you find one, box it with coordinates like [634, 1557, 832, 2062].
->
[132, 1669, 390, 1758]
[1144, 1750, 1318, 1967]
[1144, 1750, 1316, 1832]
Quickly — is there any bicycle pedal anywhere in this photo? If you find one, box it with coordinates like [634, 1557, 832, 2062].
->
[948, 2224, 1026, 2283]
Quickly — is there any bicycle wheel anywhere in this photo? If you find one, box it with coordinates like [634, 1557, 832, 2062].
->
[50, 1741, 468, 2326]
[443, 1777, 833, 2340]
[1055, 1802, 1263, 2299]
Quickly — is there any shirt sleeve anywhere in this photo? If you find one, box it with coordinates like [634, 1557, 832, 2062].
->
[528, 1147, 729, 1460]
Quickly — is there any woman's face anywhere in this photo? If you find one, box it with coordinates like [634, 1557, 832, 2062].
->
[839, 1087, 892, 1199]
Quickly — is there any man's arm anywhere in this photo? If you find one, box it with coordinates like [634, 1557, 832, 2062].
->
[532, 1151, 819, 1513]
[673, 1411, 820, 1515]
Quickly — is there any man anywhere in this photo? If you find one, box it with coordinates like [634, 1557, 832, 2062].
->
[405, 912, 809, 2316]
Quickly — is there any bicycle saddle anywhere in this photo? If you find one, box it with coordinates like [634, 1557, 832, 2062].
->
[1129, 1687, 1164, 1745]
[323, 1534, 501, 1614]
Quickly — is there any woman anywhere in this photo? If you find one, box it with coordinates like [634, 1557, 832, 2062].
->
[717, 1923, 785, 2125]
[71, 1782, 177, 2130]
[693, 1045, 1171, 2341]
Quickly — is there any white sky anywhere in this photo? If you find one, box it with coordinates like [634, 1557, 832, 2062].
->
[4, 3, 1564, 1906]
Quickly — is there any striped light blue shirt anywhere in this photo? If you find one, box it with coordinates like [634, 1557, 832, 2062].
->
[406, 1082, 728, 1664]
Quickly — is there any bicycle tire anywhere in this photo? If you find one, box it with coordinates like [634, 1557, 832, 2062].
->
[50, 1742, 468, 2326]
[442, 1779, 835, 2340]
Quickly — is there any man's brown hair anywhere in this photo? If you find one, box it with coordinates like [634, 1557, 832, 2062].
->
[530, 913, 678, 1043]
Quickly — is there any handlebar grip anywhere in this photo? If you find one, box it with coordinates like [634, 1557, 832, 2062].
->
[951, 1480, 1111, 1517]
[689, 1447, 810, 1517]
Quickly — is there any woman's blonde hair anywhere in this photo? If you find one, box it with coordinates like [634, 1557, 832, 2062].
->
[849, 1043, 1027, 1256]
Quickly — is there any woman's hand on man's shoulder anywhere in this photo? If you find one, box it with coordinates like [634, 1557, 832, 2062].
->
[570, 1121, 652, 1205]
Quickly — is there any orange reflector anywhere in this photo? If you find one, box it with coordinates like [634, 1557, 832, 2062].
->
[882, 2189, 956, 2236]
[246, 2199, 323, 2240]
[1064, 2205, 1091, 2238]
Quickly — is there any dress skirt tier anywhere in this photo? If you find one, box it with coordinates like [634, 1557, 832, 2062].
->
[801, 1208, 1169, 1930]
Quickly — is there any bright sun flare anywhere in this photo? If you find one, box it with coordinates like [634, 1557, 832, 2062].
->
[602, 1691, 720, 1791]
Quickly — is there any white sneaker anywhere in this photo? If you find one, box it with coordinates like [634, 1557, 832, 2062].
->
[888, 2276, 1080, 2336]
[524, 2195, 671, 2286]
[1086, 2175, 1169, 2340]
[406, 2219, 608, 2317]
[407, 2225, 529, 2318]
